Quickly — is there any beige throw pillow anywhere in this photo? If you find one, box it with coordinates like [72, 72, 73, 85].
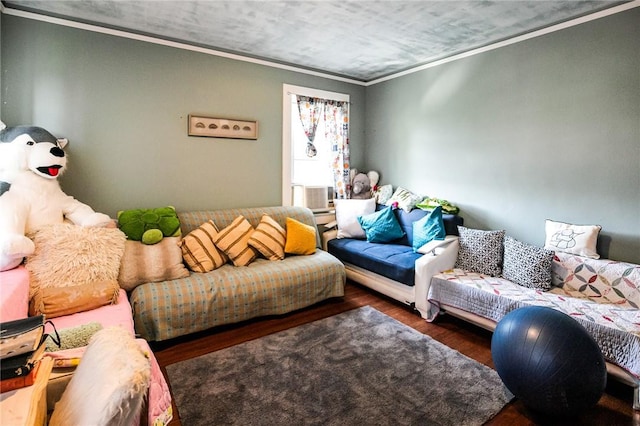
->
[179, 220, 228, 272]
[213, 216, 258, 267]
[248, 215, 286, 261]
[118, 237, 190, 290]
[30, 280, 120, 318]
[26, 223, 126, 299]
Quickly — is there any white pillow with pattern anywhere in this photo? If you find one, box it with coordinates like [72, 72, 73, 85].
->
[544, 219, 601, 259]
[385, 187, 422, 213]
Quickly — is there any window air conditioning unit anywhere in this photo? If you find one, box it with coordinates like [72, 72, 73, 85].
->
[292, 185, 333, 212]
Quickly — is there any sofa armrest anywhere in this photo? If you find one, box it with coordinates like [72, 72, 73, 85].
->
[413, 237, 459, 319]
[322, 229, 338, 251]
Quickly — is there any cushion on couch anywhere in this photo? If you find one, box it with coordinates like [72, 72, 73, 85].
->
[119, 237, 189, 290]
[180, 220, 228, 272]
[357, 206, 405, 243]
[454, 226, 505, 277]
[30, 279, 120, 318]
[502, 236, 554, 291]
[385, 205, 461, 247]
[327, 238, 421, 286]
[213, 216, 258, 266]
[284, 217, 317, 255]
[412, 206, 445, 252]
[374, 184, 393, 205]
[334, 198, 376, 239]
[48, 326, 151, 426]
[544, 219, 601, 259]
[26, 224, 126, 297]
[384, 187, 422, 213]
[248, 215, 287, 261]
[25, 224, 126, 317]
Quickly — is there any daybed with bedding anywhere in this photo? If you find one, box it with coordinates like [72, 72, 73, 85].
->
[129, 205, 346, 342]
[424, 226, 640, 410]
[0, 266, 173, 425]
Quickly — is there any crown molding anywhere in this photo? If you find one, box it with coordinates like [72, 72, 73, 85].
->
[2, 1, 638, 87]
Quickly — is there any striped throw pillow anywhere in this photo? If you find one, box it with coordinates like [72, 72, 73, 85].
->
[248, 215, 286, 261]
[179, 220, 228, 272]
[213, 216, 258, 266]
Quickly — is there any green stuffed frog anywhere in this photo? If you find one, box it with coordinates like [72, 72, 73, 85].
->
[117, 206, 181, 244]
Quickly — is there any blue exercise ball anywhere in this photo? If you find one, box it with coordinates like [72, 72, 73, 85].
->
[491, 306, 606, 416]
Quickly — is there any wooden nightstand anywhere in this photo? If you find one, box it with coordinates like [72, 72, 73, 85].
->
[0, 357, 54, 426]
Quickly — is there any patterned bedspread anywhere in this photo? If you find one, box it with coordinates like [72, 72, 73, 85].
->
[130, 206, 346, 341]
[428, 255, 640, 379]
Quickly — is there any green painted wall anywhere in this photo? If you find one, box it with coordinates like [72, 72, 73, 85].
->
[0, 15, 365, 216]
[365, 9, 640, 263]
[2, 9, 639, 263]
[0, 14, 3, 118]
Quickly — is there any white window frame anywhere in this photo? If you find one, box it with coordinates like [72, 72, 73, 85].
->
[282, 84, 350, 206]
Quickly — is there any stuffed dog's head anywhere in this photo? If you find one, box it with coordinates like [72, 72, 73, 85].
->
[0, 125, 69, 180]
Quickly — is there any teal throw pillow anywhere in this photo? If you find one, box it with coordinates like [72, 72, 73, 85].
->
[412, 206, 445, 252]
[357, 206, 405, 243]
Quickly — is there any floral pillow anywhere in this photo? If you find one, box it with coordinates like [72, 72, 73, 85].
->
[552, 252, 640, 308]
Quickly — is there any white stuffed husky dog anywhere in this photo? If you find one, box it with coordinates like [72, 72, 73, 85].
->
[0, 121, 112, 271]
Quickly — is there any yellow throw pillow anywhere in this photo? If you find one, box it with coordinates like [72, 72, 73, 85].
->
[284, 217, 317, 255]
[213, 216, 258, 266]
[180, 220, 228, 273]
[248, 215, 287, 261]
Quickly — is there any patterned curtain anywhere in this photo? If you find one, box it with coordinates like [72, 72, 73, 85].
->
[296, 96, 325, 157]
[323, 100, 350, 199]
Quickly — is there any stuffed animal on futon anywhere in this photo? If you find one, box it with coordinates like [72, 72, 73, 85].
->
[0, 121, 112, 271]
[350, 168, 380, 199]
[117, 206, 181, 245]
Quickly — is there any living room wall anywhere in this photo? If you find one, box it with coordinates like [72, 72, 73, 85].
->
[0, 14, 365, 216]
[365, 8, 640, 263]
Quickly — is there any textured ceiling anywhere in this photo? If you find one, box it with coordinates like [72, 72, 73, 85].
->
[3, 0, 629, 82]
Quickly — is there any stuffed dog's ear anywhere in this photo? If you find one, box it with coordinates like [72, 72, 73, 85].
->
[57, 138, 68, 149]
[0, 121, 6, 131]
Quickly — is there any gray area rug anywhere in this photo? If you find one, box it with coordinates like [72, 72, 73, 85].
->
[166, 306, 513, 425]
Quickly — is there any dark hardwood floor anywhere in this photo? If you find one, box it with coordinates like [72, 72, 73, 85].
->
[152, 281, 639, 425]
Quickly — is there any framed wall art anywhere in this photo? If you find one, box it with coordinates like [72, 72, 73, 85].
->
[188, 115, 258, 140]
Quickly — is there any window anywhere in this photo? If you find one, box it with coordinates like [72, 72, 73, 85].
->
[282, 84, 350, 206]
[290, 96, 334, 187]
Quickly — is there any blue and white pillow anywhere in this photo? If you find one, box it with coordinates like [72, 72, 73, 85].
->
[503, 236, 554, 291]
[454, 226, 505, 277]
